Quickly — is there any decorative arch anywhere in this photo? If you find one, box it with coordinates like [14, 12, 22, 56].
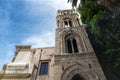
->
[71, 74, 84, 80]
[61, 64, 99, 80]
[61, 64, 87, 80]
[58, 30, 87, 53]
[72, 38, 79, 53]
[65, 34, 79, 53]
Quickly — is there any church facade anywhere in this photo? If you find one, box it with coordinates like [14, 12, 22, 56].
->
[0, 9, 106, 80]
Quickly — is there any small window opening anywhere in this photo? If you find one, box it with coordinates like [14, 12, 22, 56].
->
[65, 21, 68, 25]
[64, 19, 72, 27]
[39, 62, 48, 75]
[88, 64, 92, 68]
[64, 21, 68, 27]
[57, 20, 60, 27]
[69, 21, 72, 27]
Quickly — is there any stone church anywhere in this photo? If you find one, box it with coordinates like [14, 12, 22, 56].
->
[0, 9, 106, 80]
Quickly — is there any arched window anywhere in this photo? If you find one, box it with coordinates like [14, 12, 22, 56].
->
[69, 20, 72, 27]
[72, 38, 79, 53]
[64, 21, 68, 27]
[65, 35, 79, 53]
[64, 19, 72, 27]
[67, 39, 72, 53]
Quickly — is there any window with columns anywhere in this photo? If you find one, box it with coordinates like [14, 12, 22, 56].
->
[65, 34, 79, 53]
[64, 19, 72, 27]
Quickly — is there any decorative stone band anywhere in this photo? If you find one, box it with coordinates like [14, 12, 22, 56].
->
[54, 52, 96, 60]
[0, 62, 34, 79]
[7, 62, 28, 70]
[16, 46, 31, 52]
[0, 73, 31, 79]
[3, 62, 34, 74]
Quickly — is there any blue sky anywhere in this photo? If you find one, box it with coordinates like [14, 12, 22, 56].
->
[0, 0, 72, 70]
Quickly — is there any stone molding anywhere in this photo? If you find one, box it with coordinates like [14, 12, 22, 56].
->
[61, 63, 99, 80]
[0, 62, 34, 79]
[16, 46, 31, 52]
[55, 52, 96, 60]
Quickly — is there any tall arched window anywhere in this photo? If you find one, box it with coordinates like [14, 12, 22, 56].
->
[65, 35, 79, 53]
[67, 39, 72, 53]
[72, 38, 79, 53]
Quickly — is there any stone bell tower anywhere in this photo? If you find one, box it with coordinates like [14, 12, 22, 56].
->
[55, 9, 94, 54]
[54, 9, 106, 80]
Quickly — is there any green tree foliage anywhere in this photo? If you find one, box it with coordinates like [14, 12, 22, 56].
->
[69, 0, 120, 77]
[78, 0, 106, 24]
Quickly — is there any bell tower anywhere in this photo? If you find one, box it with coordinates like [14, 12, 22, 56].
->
[55, 9, 94, 54]
[54, 9, 106, 80]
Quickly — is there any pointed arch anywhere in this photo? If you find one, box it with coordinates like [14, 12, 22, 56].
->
[57, 30, 87, 53]
[61, 64, 88, 80]
[71, 74, 84, 80]
[72, 38, 79, 53]
[61, 63, 99, 80]
[66, 39, 72, 53]
[65, 34, 79, 53]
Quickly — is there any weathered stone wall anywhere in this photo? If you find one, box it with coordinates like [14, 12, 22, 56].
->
[53, 52, 106, 80]
[32, 47, 55, 80]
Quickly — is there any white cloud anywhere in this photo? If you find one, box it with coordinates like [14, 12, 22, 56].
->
[47, 0, 72, 10]
[21, 31, 55, 48]
[21, 0, 71, 48]
[25, 0, 72, 10]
